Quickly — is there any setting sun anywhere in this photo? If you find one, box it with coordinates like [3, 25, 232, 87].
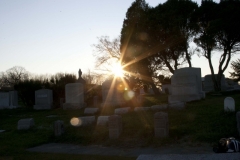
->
[111, 63, 124, 77]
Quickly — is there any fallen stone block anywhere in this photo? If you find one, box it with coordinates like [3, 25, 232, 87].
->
[84, 108, 99, 115]
[134, 107, 151, 112]
[17, 118, 35, 130]
[114, 107, 130, 115]
[97, 116, 109, 126]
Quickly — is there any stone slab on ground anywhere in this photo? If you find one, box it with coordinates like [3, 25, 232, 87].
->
[97, 116, 109, 126]
[134, 107, 151, 112]
[84, 108, 99, 115]
[78, 116, 96, 126]
[114, 107, 130, 115]
[137, 153, 240, 160]
[17, 118, 35, 130]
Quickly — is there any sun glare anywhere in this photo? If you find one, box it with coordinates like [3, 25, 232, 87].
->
[111, 63, 124, 77]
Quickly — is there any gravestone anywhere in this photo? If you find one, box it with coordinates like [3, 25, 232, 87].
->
[114, 107, 130, 115]
[63, 83, 85, 109]
[108, 115, 122, 139]
[0, 92, 9, 109]
[84, 108, 99, 115]
[34, 89, 53, 110]
[17, 118, 35, 130]
[161, 84, 172, 94]
[9, 91, 18, 108]
[168, 67, 204, 103]
[168, 101, 185, 110]
[0, 91, 18, 109]
[78, 116, 96, 126]
[102, 78, 126, 107]
[54, 120, 64, 136]
[203, 74, 228, 92]
[134, 107, 151, 112]
[154, 112, 169, 138]
[236, 112, 240, 136]
[97, 116, 109, 126]
[224, 97, 235, 112]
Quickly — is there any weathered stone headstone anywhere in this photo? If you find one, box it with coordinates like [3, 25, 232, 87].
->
[151, 104, 168, 111]
[168, 67, 204, 103]
[224, 97, 235, 112]
[236, 112, 240, 136]
[161, 84, 172, 94]
[0, 92, 9, 109]
[102, 78, 126, 107]
[134, 107, 151, 112]
[54, 120, 64, 136]
[114, 107, 130, 115]
[34, 89, 53, 110]
[0, 91, 18, 109]
[203, 74, 228, 92]
[84, 108, 99, 115]
[97, 116, 109, 126]
[17, 118, 35, 130]
[63, 83, 85, 109]
[154, 112, 169, 138]
[108, 115, 122, 139]
[78, 116, 96, 126]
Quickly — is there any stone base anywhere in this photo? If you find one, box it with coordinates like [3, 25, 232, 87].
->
[168, 94, 202, 103]
[63, 103, 86, 110]
[0, 105, 18, 109]
[34, 105, 52, 110]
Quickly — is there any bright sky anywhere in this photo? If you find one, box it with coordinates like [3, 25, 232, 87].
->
[1, 0, 237, 78]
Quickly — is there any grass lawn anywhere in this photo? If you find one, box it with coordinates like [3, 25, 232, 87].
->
[0, 92, 240, 159]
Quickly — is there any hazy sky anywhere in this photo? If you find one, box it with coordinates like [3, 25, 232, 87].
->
[1, 0, 236, 78]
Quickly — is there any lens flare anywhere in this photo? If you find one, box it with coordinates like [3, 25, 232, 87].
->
[124, 90, 135, 101]
[70, 117, 82, 127]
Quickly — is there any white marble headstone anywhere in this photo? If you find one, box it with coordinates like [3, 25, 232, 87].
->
[224, 97, 235, 112]
[63, 83, 85, 109]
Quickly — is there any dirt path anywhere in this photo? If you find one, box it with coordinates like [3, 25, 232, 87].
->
[27, 142, 213, 157]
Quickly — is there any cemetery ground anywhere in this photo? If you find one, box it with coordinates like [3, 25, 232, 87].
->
[0, 92, 240, 159]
